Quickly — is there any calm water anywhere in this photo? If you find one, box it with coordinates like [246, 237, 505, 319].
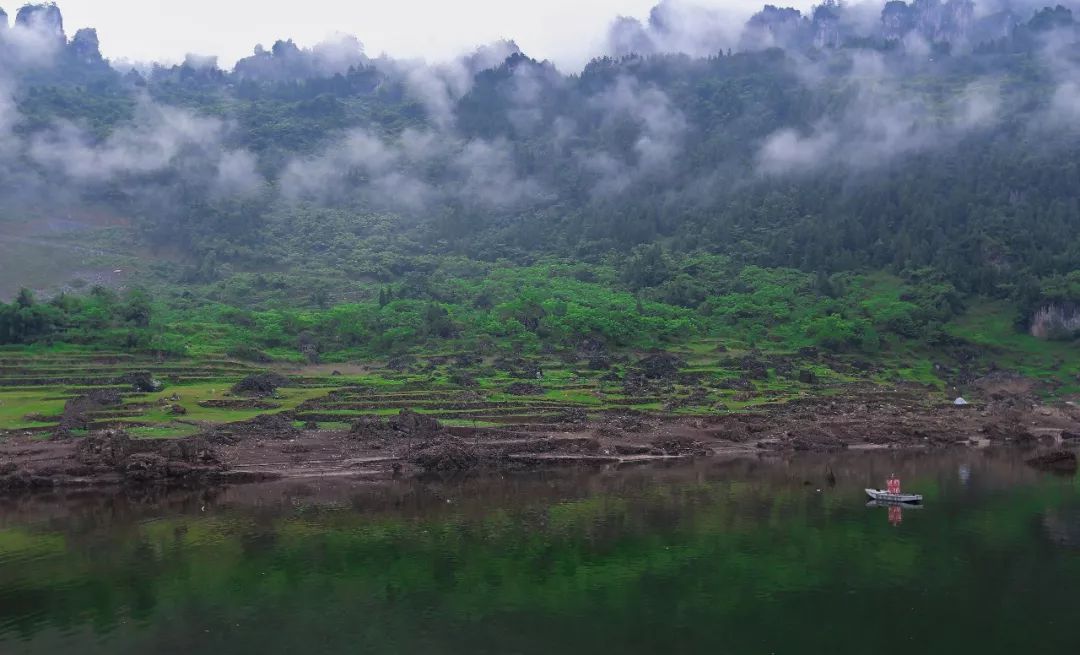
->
[1, 450, 1078, 655]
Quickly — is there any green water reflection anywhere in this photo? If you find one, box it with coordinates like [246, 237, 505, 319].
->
[0, 450, 1077, 654]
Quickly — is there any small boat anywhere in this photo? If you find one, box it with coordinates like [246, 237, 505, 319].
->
[865, 488, 923, 504]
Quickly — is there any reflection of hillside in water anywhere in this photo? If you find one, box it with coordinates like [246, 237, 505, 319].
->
[0, 447, 1077, 654]
[0, 447, 1062, 533]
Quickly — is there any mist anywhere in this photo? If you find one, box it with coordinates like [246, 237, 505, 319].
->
[0, 0, 1077, 228]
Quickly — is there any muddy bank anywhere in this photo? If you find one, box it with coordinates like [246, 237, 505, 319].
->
[2, 392, 1080, 490]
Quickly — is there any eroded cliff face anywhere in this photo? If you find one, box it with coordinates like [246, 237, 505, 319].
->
[879, 0, 976, 43]
[69, 27, 101, 63]
[14, 3, 64, 41]
[1030, 303, 1080, 340]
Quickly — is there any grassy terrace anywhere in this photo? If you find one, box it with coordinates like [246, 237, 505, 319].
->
[0, 297, 1070, 441]
[0, 342, 876, 439]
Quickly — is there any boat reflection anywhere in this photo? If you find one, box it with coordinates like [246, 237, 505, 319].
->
[866, 499, 924, 526]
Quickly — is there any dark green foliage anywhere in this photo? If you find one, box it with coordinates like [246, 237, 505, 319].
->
[0, 287, 161, 348]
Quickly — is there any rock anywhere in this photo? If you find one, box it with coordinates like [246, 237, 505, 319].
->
[385, 355, 417, 372]
[738, 356, 769, 380]
[634, 353, 684, 380]
[1026, 450, 1078, 473]
[157, 437, 218, 465]
[349, 415, 392, 439]
[230, 372, 290, 397]
[15, 3, 65, 40]
[622, 372, 652, 395]
[389, 409, 443, 436]
[649, 435, 710, 456]
[232, 413, 300, 439]
[1061, 431, 1080, 441]
[169, 404, 187, 416]
[74, 430, 133, 467]
[69, 27, 102, 62]
[116, 371, 163, 392]
[123, 453, 168, 483]
[506, 382, 545, 396]
[65, 388, 123, 413]
[449, 370, 478, 387]
[410, 438, 485, 473]
[1030, 303, 1080, 340]
[554, 408, 588, 424]
[798, 369, 817, 384]
[588, 355, 612, 370]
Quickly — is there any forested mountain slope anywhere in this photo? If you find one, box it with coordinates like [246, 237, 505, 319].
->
[1, 1, 1079, 392]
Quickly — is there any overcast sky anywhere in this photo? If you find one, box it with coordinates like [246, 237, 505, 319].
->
[46, 0, 776, 69]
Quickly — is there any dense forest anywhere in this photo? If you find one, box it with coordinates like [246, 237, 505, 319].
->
[2, 0, 1080, 363]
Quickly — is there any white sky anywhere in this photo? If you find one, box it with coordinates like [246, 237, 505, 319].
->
[44, 0, 775, 70]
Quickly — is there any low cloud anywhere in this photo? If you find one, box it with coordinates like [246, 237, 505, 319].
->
[279, 126, 546, 211]
[28, 99, 228, 181]
[577, 76, 687, 195]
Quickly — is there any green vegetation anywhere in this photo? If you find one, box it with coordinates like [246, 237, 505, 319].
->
[2, 3, 1080, 430]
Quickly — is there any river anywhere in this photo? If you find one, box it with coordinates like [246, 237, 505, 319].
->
[0, 449, 1077, 654]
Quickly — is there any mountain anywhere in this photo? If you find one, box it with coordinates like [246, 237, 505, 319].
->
[1, 1, 1080, 375]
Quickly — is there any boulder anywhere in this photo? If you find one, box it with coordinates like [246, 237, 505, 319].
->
[349, 415, 393, 439]
[650, 435, 710, 456]
[116, 371, 163, 392]
[233, 413, 300, 439]
[410, 438, 489, 473]
[75, 430, 134, 468]
[123, 453, 168, 483]
[231, 372, 290, 397]
[385, 355, 417, 372]
[506, 382, 545, 396]
[389, 409, 443, 436]
[634, 353, 684, 380]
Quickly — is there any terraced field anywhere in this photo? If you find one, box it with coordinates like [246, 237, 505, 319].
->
[0, 349, 271, 436]
[0, 344, 863, 441]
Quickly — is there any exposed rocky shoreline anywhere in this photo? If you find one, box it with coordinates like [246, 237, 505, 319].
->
[2, 385, 1079, 491]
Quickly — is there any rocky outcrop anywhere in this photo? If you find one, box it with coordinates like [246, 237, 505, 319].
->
[231, 372, 290, 397]
[1030, 303, 1080, 340]
[116, 371, 163, 392]
[880, 0, 974, 44]
[743, 5, 804, 48]
[15, 3, 64, 41]
[506, 382, 545, 396]
[811, 2, 843, 48]
[388, 409, 443, 436]
[881, 0, 916, 40]
[635, 353, 684, 380]
[69, 27, 102, 63]
[234, 36, 370, 83]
